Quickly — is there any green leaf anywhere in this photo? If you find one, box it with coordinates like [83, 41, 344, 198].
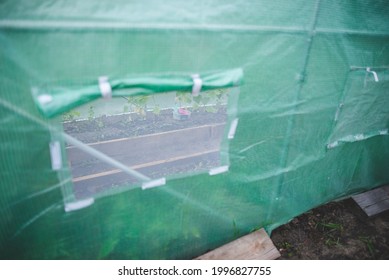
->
[153, 106, 161, 115]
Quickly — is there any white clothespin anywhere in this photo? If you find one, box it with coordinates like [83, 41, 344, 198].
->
[191, 74, 202, 96]
[98, 76, 112, 99]
[37, 94, 53, 105]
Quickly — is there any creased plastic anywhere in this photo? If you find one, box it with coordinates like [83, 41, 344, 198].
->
[1, 0, 389, 260]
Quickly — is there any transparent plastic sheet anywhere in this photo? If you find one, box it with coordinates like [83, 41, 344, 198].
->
[327, 68, 389, 149]
[59, 88, 238, 202]
[1, 0, 389, 259]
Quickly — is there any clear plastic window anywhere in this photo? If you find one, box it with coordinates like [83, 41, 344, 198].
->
[62, 88, 239, 199]
[327, 68, 389, 149]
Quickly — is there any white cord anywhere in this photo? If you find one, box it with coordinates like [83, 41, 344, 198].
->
[366, 67, 379, 82]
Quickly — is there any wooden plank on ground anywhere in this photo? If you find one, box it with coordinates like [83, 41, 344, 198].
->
[352, 185, 389, 217]
[195, 228, 280, 260]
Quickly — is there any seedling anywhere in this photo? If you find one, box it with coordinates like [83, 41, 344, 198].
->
[319, 222, 343, 232]
[318, 222, 343, 247]
[325, 237, 340, 246]
[359, 236, 375, 258]
[176, 88, 228, 113]
[63, 110, 81, 122]
[88, 105, 95, 121]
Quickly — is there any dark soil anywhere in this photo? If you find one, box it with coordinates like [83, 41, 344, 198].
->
[271, 197, 389, 259]
[63, 108, 227, 144]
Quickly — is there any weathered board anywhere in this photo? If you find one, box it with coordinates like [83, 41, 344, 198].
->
[195, 228, 280, 260]
[352, 185, 389, 217]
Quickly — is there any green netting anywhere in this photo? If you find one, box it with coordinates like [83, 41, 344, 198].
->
[1, 0, 389, 259]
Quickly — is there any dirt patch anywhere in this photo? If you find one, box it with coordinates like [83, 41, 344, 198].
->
[271, 197, 389, 259]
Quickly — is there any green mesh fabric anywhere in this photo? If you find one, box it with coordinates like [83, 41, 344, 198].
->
[1, 0, 389, 259]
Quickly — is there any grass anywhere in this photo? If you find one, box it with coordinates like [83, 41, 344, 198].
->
[359, 236, 375, 258]
[318, 222, 343, 232]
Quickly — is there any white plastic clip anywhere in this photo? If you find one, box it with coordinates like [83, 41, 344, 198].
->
[142, 178, 166, 190]
[65, 198, 95, 212]
[228, 118, 239, 139]
[191, 74, 202, 96]
[367, 68, 379, 82]
[209, 165, 229, 176]
[38, 94, 53, 105]
[49, 141, 62, 170]
[327, 141, 339, 149]
[98, 76, 112, 99]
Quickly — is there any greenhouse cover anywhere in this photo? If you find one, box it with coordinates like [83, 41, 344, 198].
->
[0, 0, 388, 259]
